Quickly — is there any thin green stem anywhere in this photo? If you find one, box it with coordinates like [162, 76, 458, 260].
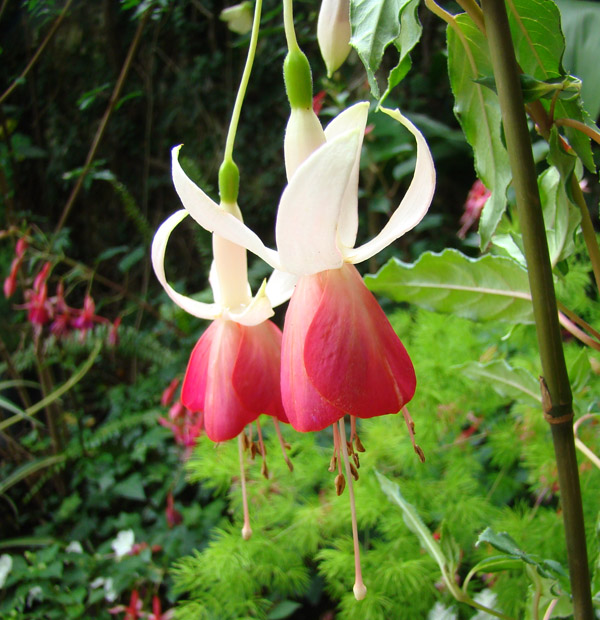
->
[480, 1, 593, 617]
[570, 176, 600, 293]
[223, 0, 263, 162]
[282, 0, 300, 52]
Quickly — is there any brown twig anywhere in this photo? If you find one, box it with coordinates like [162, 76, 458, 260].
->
[53, 10, 150, 235]
[0, 0, 75, 105]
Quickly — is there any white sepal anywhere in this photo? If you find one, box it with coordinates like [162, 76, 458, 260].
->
[345, 107, 435, 264]
[172, 146, 282, 270]
[276, 127, 362, 275]
[284, 108, 326, 180]
[265, 269, 298, 308]
[151, 210, 221, 320]
[224, 279, 275, 326]
[323, 102, 369, 251]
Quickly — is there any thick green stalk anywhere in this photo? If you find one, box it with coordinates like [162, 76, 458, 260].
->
[479, 1, 593, 618]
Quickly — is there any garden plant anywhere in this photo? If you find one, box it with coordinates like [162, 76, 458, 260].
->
[1, 0, 599, 618]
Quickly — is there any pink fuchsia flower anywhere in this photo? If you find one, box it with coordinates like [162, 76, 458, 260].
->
[71, 294, 96, 332]
[152, 170, 297, 538]
[148, 595, 174, 620]
[165, 492, 183, 528]
[24, 262, 53, 328]
[457, 179, 490, 239]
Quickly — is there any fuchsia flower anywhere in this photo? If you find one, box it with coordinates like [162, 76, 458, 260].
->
[170, 102, 435, 597]
[152, 211, 294, 443]
[171, 102, 435, 432]
[458, 179, 491, 239]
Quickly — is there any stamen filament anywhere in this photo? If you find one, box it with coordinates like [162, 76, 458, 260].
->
[238, 434, 252, 540]
[273, 418, 294, 472]
[402, 407, 426, 463]
[338, 417, 367, 601]
[255, 418, 268, 478]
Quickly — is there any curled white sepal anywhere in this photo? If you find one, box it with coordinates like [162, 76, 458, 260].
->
[323, 102, 369, 251]
[172, 146, 282, 270]
[345, 107, 436, 265]
[225, 279, 275, 326]
[276, 127, 363, 275]
[265, 269, 298, 308]
[151, 210, 221, 320]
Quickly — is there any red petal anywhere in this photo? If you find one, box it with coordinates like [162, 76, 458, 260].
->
[282, 264, 415, 432]
[232, 320, 288, 423]
[182, 319, 286, 442]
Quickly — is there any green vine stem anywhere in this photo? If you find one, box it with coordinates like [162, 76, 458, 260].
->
[569, 175, 600, 293]
[479, 1, 593, 617]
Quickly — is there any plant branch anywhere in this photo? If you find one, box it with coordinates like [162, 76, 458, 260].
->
[0, 0, 75, 105]
[53, 10, 149, 235]
[479, 1, 593, 617]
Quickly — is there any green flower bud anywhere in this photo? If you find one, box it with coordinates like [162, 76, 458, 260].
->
[284, 50, 313, 110]
[218, 159, 240, 205]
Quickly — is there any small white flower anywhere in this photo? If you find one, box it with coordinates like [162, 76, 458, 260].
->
[65, 541, 83, 554]
[27, 585, 43, 607]
[0, 554, 12, 589]
[111, 529, 135, 558]
[90, 577, 105, 589]
[103, 577, 117, 602]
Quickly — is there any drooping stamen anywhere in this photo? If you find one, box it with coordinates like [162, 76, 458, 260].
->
[338, 416, 367, 601]
[350, 415, 366, 453]
[402, 406, 425, 463]
[273, 418, 294, 472]
[332, 422, 345, 494]
[255, 419, 269, 478]
[238, 434, 252, 540]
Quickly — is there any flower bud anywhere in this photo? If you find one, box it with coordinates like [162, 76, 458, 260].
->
[283, 50, 313, 110]
[220, 1, 253, 35]
[317, 0, 351, 77]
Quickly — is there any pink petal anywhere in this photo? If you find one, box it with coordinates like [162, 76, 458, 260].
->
[233, 320, 287, 423]
[181, 319, 286, 442]
[281, 263, 415, 432]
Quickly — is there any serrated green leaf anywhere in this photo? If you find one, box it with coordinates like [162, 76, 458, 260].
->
[447, 15, 512, 248]
[457, 359, 541, 405]
[381, 0, 422, 103]
[350, 0, 412, 98]
[365, 249, 533, 323]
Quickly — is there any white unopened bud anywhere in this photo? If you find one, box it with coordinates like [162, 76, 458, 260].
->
[284, 108, 326, 180]
[220, 1, 253, 35]
[317, 0, 351, 77]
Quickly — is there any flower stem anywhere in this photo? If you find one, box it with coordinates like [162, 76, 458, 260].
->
[338, 417, 366, 601]
[480, 1, 593, 617]
[282, 0, 300, 53]
[238, 434, 252, 540]
[222, 0, 263, 163]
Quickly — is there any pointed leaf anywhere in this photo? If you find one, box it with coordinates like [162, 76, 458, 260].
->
[381, 0, 422, 102]
[350, 0, 413, 98]
[447, 14, 512, 248]
[365, 249, 533, 323]
[376, 471, 458, 595]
